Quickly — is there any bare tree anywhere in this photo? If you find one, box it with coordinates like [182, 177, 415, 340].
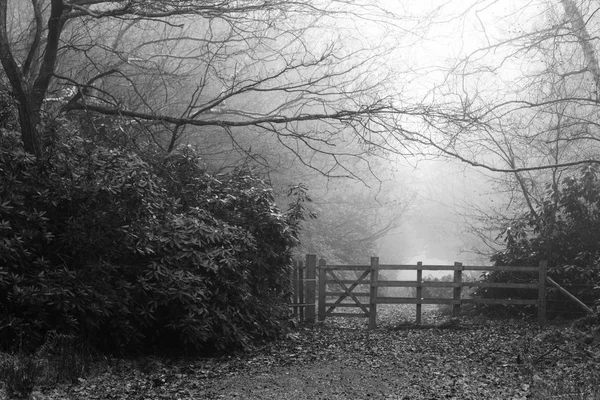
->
[0, 0, 445, 178]
[413, 0, 600, 174]
[421, 0, 600, 256]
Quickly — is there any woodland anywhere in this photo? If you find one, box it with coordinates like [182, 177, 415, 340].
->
[0, 0, 600, 399]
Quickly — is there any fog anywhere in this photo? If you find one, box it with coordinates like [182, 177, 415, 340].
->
[375, 157, 497, 279]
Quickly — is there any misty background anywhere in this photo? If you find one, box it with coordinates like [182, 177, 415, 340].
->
[4, 0, 600, 274]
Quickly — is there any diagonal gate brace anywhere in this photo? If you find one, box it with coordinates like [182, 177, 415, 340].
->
[326, 269, 371, 317]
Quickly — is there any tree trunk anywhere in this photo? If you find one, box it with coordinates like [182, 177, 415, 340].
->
[0, 0, 65, 159]
[0, 1, 42, 158]
[561, 0, 600, 97]
[16, 99, 42, 158]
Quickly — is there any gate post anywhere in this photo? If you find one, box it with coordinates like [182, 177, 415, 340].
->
[538, 260, 547, 328]
[453, 262, 463, 318]
[317, 258, 327, 322]
[416, 262, 422, 324]
[292, 261, 299, 318]
[369, 256, 379, 329]
[299, 262, 305, 321]
[305, 254, 317, 322]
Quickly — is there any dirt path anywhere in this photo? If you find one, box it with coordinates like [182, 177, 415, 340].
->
[17, 306, 600, 400]
[199, 323, 533, 400]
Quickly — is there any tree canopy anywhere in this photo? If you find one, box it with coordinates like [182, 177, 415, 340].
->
[0, 0, 444, 181]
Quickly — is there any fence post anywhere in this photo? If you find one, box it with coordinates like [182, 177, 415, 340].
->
[416, 262, 423, 324]
[369, 256, 379, 329]
[318, 258, 327, 322]
[305, 254, 316, 322]
[299, 262, 305, 320]
[292, 261, 299, 318]
[453, 262, 463, 318]
[539, 260, 547, 328]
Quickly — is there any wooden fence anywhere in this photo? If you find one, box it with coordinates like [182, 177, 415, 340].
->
[288, 255, 317, 322]
[316, 256, 549, 328]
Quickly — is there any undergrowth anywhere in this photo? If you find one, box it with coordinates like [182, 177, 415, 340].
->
[0, 332, 95, 399]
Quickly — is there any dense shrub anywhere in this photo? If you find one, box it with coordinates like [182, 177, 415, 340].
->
[0, 89, 17, 130]
[0, 129, 298, 354]
[474, 165, 600, 318]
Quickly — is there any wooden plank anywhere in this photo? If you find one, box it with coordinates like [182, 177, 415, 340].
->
[325, 292, 371, 296]
[378, 264, 462, 271]
[453, 262, 462, 318]
[328, 263, 537, 272]
[547, 276, 593, 314]
[369, 257, 379, 329]
[425, 298, 460, 305]
[462, 282, 538, 289]
[299, 262, 305, 321]
[321, 265, 371, 270]
[462, 298, 538, 305]
[376, 297, 418, 303]
[379, 281, 537, 289]
[463, 265, 539, 272]
[539, 261, 547, 328]
[422, 281, 460, 288]
[318, 258, 327, 322]
[292, 262, 298, 318]
[377, 297, 461, 305]
[325, 280, 370, 284]
[378, 281, 462, 288]
[327, 313, 369, 318]
[378, 280, 419, 287]
[416, 263, 422, 324]
[324, 303, 371, 308]
[305, 255, 317, 322]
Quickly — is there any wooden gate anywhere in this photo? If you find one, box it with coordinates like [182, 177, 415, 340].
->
[317, 257, 379, 328]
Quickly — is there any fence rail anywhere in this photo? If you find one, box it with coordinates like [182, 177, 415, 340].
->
[316, 257, 549, 328]
[289, 255, 597, 328]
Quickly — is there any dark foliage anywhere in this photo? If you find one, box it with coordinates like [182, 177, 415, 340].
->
[0, 352, 42, 399]
[475, 165, 600, 318]
[0, 88, 17, 130]
[0, 128, 299, 355]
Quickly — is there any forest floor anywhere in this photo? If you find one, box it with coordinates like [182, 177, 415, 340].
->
[3, 305, 600, 400]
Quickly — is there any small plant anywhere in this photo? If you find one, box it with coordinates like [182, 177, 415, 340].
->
[35, 331, 94, 384]
[0, 352, 43, 399]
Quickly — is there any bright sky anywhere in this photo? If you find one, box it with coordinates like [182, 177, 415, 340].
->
[370, 0, 557, 265]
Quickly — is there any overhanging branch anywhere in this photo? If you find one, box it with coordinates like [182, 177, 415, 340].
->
[63, 101, 394, 128]
[421, 136, 600, 173]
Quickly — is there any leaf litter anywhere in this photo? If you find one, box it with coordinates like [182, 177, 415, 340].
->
[6, 305, 600, 400]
